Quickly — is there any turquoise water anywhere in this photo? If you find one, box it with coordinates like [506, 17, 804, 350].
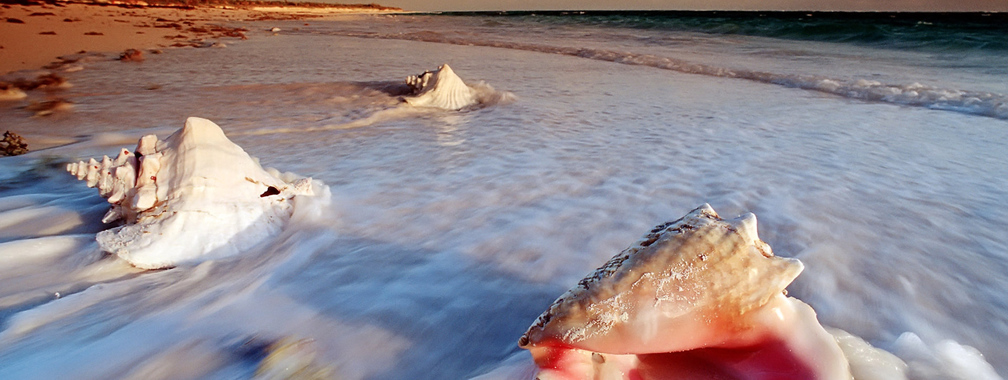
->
[451, 11, 1008, 52]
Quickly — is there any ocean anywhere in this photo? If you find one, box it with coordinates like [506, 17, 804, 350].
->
[0, 11, 1006, 379]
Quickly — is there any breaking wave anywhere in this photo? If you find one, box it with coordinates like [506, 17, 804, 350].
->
[323, 30, 1008, 120]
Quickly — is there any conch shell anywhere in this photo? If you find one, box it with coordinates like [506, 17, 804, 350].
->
[519, 204, 853, 379]
[402, 64, 479, 110]
[67, 117, 313, 269]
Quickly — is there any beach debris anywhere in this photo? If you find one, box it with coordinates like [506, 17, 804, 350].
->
[194, 41, 226, 48]
[402, 64, 480, 110]
[26, 98, 73, 116]
[43, 59, 73, 70]
[268, 27, 281, 32]
[9, 72, 71, 91]
[518, 204, 887, 379]
[119, 48, 144, 62]
[191, 24, 250, 39]
[39, 31, 56, 35]
[84, 31, 104, 36]
[66, 117, 314, 269]
[44, 51, 103, 71]
[154, 21, 183, 29]
[1, 131, 29, 156]
[0, 83, 28, 101]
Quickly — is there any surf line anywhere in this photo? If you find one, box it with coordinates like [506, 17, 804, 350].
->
[232, 106, 436, 136]
[329, 30, 1008, 121]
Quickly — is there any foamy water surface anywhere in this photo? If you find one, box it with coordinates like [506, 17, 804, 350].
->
[0, 13, 1006, 379]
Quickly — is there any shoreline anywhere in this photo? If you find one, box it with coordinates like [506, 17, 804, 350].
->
[0, 0, 403, 75]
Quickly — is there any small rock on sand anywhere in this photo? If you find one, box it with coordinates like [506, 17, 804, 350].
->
[0, 84, 28, 101]
[10, 73, 70, 91]
[25, 98, 73, 117]
[119, 48, 144, 62]
[1, 131, 29, 156]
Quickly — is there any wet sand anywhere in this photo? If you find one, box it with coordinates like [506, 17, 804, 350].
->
[0, 1, 401, 75]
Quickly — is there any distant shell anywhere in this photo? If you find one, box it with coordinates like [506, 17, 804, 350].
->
[402, 64, 479, 111]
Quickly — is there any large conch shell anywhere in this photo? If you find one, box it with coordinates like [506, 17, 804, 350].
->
[519, 204, 853, 380]
[402, 64, 479, 110]
[67, 117, 312, 269]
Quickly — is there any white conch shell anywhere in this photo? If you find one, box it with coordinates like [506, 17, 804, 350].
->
[402, 64, 479, 110]
[519, 204, 854, 380]
[67, 117, 313, 269]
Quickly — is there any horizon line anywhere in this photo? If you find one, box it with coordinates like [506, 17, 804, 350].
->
[413, 9, 1007, 14]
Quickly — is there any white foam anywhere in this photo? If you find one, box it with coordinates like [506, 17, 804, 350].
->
[894, 332, 1003, 380]
[830, 328, 909, 380]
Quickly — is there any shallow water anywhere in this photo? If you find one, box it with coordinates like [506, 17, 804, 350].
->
[1, 13, 1007, 379]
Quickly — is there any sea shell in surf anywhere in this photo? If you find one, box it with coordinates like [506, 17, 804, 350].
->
[67, 117, 313, 269]
[519, 204, 853, 379]
[402, 63, 480, 110]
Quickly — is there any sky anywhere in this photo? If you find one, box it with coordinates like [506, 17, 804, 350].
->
[378, 0, 1008, 12]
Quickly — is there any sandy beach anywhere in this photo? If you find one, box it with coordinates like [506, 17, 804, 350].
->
[0, 1, 402, 75]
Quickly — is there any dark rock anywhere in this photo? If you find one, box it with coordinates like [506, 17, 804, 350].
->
[119, 48, 144, 62]
[11, 73, 68, 91]
[25, 98, 73, 117]
[1, 131, 29, 156]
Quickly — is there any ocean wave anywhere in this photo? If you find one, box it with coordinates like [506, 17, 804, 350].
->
[449, 12, 1008, 52]
[330, 30, 1008, 120]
